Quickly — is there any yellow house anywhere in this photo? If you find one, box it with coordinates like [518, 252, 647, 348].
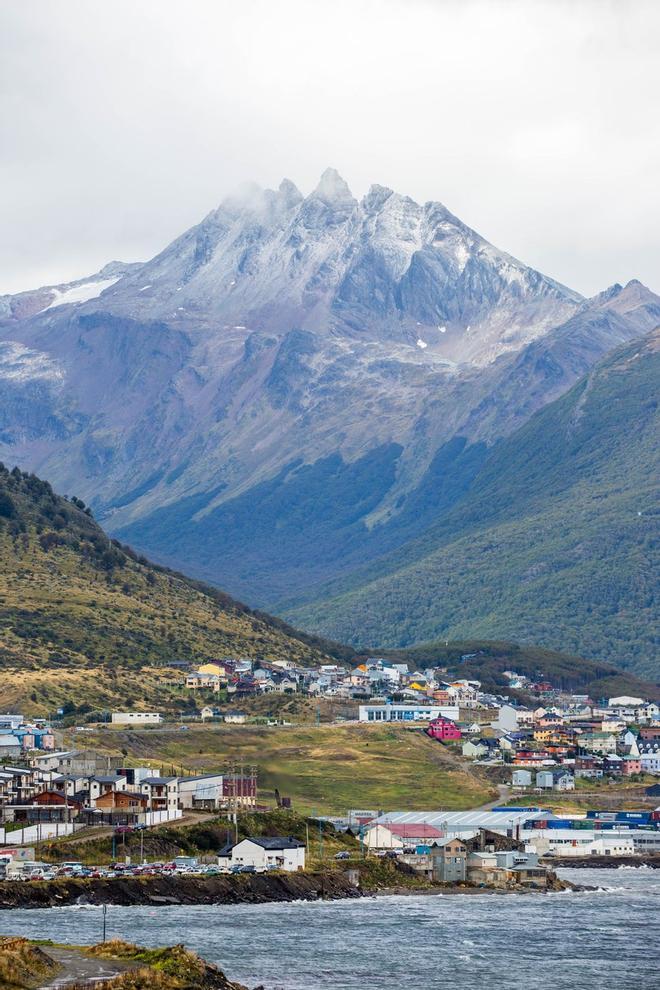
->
[198, 662, 227, 677]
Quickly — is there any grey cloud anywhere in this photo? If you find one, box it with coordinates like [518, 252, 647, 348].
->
[0, 0, 658, 296]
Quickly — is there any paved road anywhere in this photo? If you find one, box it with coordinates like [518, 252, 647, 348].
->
[471, 784, 511, 812]
[40, 946, 139, 988]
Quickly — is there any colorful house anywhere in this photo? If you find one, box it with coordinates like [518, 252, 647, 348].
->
[426, 717, 462, 742]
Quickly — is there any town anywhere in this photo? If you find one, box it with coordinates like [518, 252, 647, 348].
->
[0, 654, 658, 889]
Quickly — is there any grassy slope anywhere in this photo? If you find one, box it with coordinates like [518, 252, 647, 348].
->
[0, 467, 337, 716]
[78, 722, 495, 814]
[288, 330, 660, 677]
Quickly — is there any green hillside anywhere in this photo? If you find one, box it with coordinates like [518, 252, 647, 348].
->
[0, 465, 339, 715]
[382, 640, 660, 701]
[287, 330, 660, 678]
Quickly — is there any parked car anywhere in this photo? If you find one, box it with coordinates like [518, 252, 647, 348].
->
[334, 851, 351, 860]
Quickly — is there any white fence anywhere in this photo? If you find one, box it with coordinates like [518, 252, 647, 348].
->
[138, 809, 183, 827]
[0, 822, 83, 845]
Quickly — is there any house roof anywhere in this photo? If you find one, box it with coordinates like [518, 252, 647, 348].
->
[141, 776, 177, 785]
[179, 773, 224, 783]
[219, 835, 305, 854]
[431, 836, 466, 849]
[245, 836, 305, 850]
[381, 824, 444, 839]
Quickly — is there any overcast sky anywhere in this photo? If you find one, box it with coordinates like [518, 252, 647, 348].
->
[1, 0, 658, 296]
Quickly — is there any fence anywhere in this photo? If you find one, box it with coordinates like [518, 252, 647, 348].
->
[138, 808, 183, 827]
[0, 822, 83, 845]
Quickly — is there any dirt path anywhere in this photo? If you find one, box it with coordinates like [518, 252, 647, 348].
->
[40, 946, 139, 988]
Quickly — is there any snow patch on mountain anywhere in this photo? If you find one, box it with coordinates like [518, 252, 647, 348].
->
[0, 341, 64, 383]
[41, 276, 121, 311]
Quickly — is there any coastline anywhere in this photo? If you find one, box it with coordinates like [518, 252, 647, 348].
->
[0, 869, 588, 910]
[542, 855, 660, 869]
[0, 870, 362, 911]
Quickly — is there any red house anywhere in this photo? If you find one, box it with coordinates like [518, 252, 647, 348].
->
[426, 717, 462, 741]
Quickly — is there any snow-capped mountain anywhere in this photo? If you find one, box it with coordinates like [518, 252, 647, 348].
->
[0, 170, 657, 621]
[74, 168, 582, 367]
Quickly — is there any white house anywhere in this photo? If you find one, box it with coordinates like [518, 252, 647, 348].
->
[641, 753, 660, 775]
[536, 769, 574, 791]
[217, 836, 306, 872]
[526, 829, 635, 857]
[359, 703, 459, 723]
[140, 776, 179, 811]
[491, 704, 519, 734]
[111, 712, 163, 726]
[224, 711, 248, 724]
[364, 822, 444, 851]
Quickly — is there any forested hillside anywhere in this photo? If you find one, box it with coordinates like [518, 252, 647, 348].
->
[288, 330, 660, 677]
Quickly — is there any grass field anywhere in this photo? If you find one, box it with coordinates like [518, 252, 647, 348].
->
[79, 722, 495, 814]
[502, 777, 658, 814]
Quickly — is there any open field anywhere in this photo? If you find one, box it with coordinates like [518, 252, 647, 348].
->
[78, 722, 496, 815]
[502, 778, 659, 814]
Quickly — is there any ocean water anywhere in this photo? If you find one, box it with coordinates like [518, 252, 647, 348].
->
[2, 868, 658, 989]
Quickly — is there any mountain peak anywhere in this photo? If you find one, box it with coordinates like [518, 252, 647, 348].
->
[362, 184, 395, 212]
[278, 178, 303, 207]
[311, 168, 355, 206]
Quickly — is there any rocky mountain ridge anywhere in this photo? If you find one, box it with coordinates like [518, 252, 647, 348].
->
[0, 171, 658, 669]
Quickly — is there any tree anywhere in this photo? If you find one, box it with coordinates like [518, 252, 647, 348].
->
[0, 491, 16, 519]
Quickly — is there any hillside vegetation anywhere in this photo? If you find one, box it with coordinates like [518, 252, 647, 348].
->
[384, 640, 660, 701]
[0, 465, 335, 715]
[79, 721, 495, 814]
[289, 330, 660, 678]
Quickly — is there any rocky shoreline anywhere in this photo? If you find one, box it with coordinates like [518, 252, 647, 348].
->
[545, 855, 660, 869]
[0, 868, 589, 910]
[0, 870, 362, 910]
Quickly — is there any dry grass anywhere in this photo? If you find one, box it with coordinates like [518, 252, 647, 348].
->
[0, 526, 329, 716]
[81, 721, 496, 814]
[0, 937, 59, 990]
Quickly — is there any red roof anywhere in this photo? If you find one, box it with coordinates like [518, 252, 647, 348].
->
[384, 824, 444, 838]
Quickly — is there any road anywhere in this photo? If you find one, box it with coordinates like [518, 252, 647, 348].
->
[471, 784, 511, 812]
[40, 946, 139, 988]
[40, 810, 220, 848]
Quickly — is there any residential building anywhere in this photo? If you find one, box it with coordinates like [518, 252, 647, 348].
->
[140, 776, 179, 811]
[364, 823, 444, 851]
[358, 704, 459, 723]
[430, 838, 467, 882]
[111, 712, 163, 726]
[94, 790, 149, 813]
[426, 717, 461, 741]
[511, 769, 532, 787]
[535, 769, 574, 791]
[641, 753, 660, 775]
[217, 836, 305, 872]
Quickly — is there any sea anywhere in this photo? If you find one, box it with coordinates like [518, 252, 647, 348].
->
[2, 868, 658, 989]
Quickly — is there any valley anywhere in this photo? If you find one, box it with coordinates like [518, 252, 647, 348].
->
[1, 174, 657, 673]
